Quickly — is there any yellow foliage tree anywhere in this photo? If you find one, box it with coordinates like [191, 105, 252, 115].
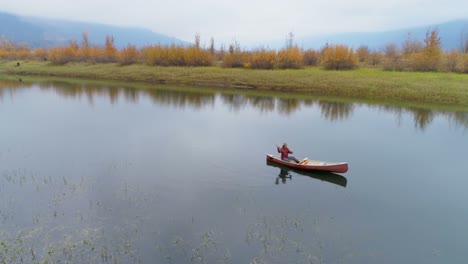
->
[421, 28, 442, 71]
[103, 35, 117, 63]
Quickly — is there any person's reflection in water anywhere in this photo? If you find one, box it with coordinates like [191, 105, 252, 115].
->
[275, 168, 292, 184]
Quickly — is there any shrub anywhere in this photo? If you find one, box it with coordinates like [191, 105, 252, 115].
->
[166, 44, 185, 66]
[356, 46, 370, 63]
[222, 42, 245, 68]
[277, 46, 302, 69]
[140, 45, 167, 66]
[443, 49, 462, 72]
[33, 48, 48, 61]
[249, 48, 276, 69]
[185, 46, 214, 66]
[368, 52, 383, 66]
[222, 53, 245, 68]
[382, 43, 403, 71]
[462, 54, 468, 73]
[118, 45, 139, 65]
[320, 44, 357, 70]
[302, 49, 320, 66]
[48, 44, 80, 65]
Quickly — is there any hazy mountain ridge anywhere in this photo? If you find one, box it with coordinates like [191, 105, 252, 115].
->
[1, 11, 468, 51]
[296, 20, 468, 51]
[0, 12, 188, 48]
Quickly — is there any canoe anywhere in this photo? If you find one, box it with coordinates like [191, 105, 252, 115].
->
[266, 160, 347, 187]
[266, 154, 348, 173]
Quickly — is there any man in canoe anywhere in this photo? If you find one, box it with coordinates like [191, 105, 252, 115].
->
[277, 143, 300, 163]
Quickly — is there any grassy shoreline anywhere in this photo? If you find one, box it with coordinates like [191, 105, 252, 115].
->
[1, 61, 468, 109]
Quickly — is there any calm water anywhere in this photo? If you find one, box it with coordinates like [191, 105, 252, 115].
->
[1, 79, 467, 264]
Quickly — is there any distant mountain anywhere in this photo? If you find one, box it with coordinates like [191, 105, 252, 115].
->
[0, 12, 188, 48]
[297, 20, 468, 51]
[2, 11, 468, 52]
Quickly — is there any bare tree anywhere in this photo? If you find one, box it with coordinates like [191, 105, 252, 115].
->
[402, 32, 423, 55]
[286, 31, 295, 49]
[209, 37, 215, 55]
[460, 23, 468, 54]
[194, 33, 201, 48]
[382, 43, 402, 71]
[81, 32, 90, 49]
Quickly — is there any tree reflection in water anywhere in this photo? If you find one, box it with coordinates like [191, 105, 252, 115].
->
[411, 108, 434, 130]
[1, 79, 467, 130]
[318, 101, 354, 121]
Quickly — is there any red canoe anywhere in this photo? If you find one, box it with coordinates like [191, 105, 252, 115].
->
[266, 154, 348, 173]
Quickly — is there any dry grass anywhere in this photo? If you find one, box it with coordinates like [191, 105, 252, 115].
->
[1, 61, 468, 107]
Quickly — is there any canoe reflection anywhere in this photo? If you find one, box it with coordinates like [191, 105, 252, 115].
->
[267, 160, 347, 188]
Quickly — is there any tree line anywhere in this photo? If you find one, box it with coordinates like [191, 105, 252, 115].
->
[1, 29, 468, 73]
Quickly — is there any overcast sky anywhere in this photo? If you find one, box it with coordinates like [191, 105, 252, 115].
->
[2, 0, 468, 45]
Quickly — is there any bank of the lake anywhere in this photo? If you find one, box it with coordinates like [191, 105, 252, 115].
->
[1, 60, 468, 108]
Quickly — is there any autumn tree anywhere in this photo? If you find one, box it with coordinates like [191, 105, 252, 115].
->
[0, 35, 15, 59]
[419, 28, 442, 71]
[103, 35, 117, 62]
[356, 45, 370, 63]
[118, 44, 139, 65]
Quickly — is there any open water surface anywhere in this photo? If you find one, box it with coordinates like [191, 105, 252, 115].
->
[0, 79, 467, 263]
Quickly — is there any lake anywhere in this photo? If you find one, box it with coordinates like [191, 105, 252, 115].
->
[1, 79, 467, 264]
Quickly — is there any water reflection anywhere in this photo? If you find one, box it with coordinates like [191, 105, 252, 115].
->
[319, 101, 354, 121]
[274, 167, 292, 185]
[266, 160, 348, 188]
[220, 94, 275, 113]
[1, 79, 467, 130]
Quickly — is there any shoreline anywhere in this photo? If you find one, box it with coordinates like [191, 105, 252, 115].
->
[1, 61, 468, 109]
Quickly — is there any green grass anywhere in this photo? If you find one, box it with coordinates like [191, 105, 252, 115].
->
[1, 60, 468, 109]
